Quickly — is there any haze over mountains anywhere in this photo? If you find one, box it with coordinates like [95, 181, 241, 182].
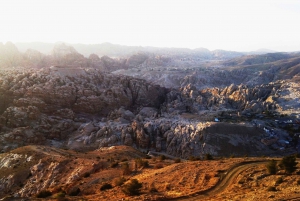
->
[14, 42, 276, 57]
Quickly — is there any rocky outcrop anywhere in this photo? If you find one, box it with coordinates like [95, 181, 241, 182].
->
[0, 59, 299, 157]
[175, 83, 281, 114]
[126, 53, 149, 67]
[0, 67, 168, 152]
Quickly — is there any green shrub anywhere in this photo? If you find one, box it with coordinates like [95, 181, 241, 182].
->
[122, 179, 142, 196]
[279, 155, 298, 174]
[100, 183, 113, 191]
[266, 160, 277, 175]
[36, 190, 52, 198]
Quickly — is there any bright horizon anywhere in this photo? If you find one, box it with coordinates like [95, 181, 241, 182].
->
[1, 0, 300, 52]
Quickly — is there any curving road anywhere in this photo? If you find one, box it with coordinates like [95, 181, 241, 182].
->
[172, 160, 267, 201]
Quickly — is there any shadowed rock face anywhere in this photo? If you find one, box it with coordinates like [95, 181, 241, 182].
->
[0, 67, 168, 114]
[0, 67, 169, 152]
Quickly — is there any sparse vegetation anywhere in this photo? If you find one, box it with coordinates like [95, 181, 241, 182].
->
[275, 177, 284, 185]
[83, 172, 90, 178]
[122, 162, 132, 175]
[135, 158, 149, 168]
[122, 179, 142, 196]
[266, 186, 277, 191]
[100, 183, 113, 191]
[149, 187, 158, 192]
[68, 187, 81, 196]
[189, 156, 196, 161]
[154, 162, 164, 169]
[174, 158, 181, 163]
[189, 156, 200, 161]
[36, 190, 52, 198]
[114, 177, 126, 186]
[205, 153, 213, 160]
[279, 155, 298, 174]
[159, 155, 166, 161]
[110, 161, 119, 168]
[121, 158, 128, 162]
[53, 191, 66, 198]
[266, 160, 277, 175]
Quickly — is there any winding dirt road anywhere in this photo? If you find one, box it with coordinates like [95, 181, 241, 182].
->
[172, 160, 267, 201]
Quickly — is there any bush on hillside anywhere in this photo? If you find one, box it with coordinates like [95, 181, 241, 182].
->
[279, 155, 298, 174]
[100, 183, 113, 191]
[266, 160, 277, 175]
[36, 190, 52, 198]
[122, 179, 142, 196]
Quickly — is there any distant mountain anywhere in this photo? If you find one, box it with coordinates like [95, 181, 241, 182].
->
[222, 52, 298, 66]
[15, 42, 245, 59]
[250, 48, 277, 54]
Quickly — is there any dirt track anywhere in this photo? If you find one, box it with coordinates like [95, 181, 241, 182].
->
[172, 161, 267, 201]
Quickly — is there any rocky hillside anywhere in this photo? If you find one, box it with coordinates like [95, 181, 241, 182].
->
[0, 43, 300, 158]
[0, 67, 168, 152]
[113, 52, 300, 89]
[0, 65, 298, 158]
[0, 145, 299, 201]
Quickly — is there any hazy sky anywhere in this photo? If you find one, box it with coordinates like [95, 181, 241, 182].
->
[1, 0, 300, 51]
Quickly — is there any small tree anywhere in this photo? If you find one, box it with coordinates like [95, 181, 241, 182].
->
[266, 160, 277, 175]
[279, 155, 298, 174]
[122, 179, 142, 196]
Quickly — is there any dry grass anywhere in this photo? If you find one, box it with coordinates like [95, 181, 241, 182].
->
[1, 145, 300, 201]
